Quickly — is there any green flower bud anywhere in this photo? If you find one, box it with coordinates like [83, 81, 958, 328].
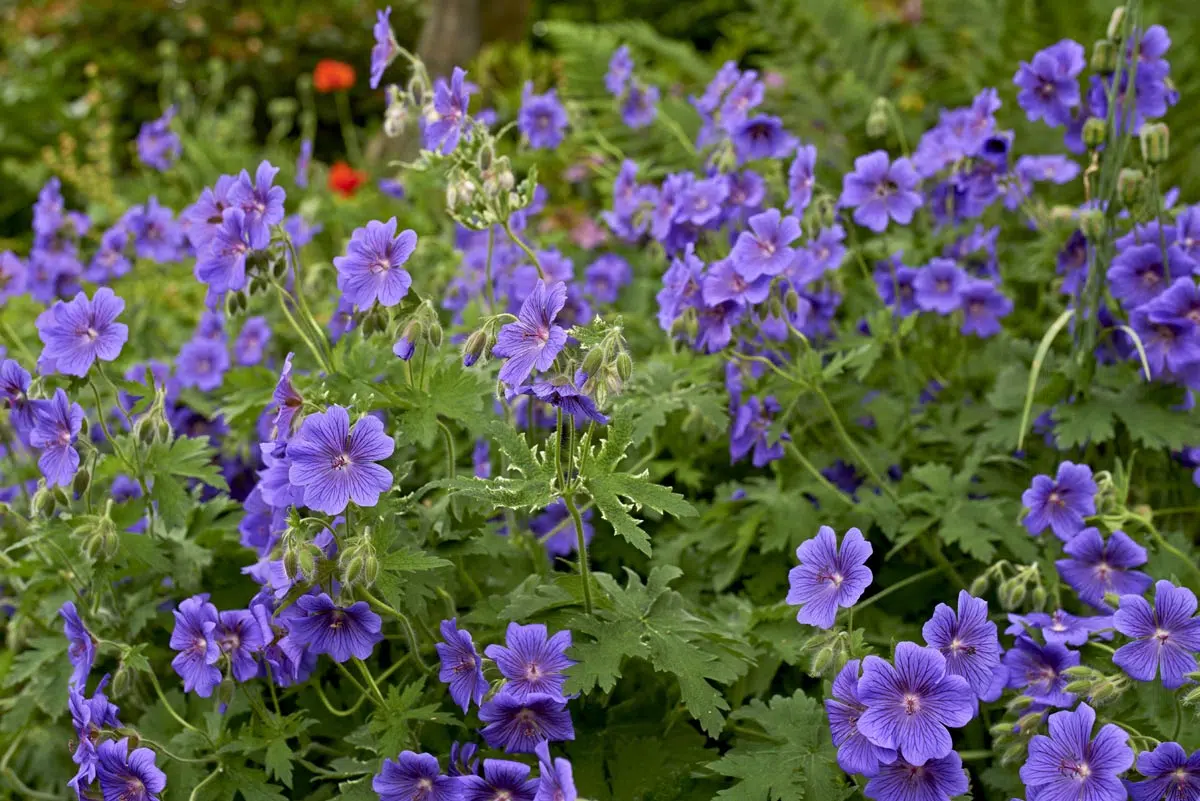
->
[462, 329, 488, 367]
[1007, 693, 1035, 711]
[1063, 666, 1096, 680]
[342, 555, 365, 587]
[427, 321, 444, 349]
[968, 574, 990, 598]
[1030, 586, 1048, 611]
[111, 663, 134, 697]
[72, 467, 91, 497]
[581, 348, 605, 377]
[784, 289, 802, 315]
[812, 195, 837, 229]
[1082, 117, 1107, 149]
[866, 98, 891, 139]
[1106, 7, 1126, 41]
[218, 676, 236, 707]
[363, 553, 380, 587]
[33, 486, 56, 517]
[615, 352, 633, 382]
[1139, 122, 1169, 165]
[1001, 742, 1028, 767]
[283, 548, 300, 580]
[1182, 685, 1200, 707]
[1016, 712, 1044, 734]
[768, 294, 784, 320]
[1103, 591, 1121, 610]
[1007, 583, 1027, 609]
[1117, 168, 1145, 208]
[989, 723, 1015, 739]
[810, 645, 835, 677]
[297, 546, 317, 579]
[1079, 209, 1107, 241]
[1064, 679, 1094, 694]
[1090, 40, 1118, 74]
[270, 253, 290, 282]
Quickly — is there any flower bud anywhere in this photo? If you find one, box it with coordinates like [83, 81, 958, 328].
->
[1106, 7, 1126, 41]
[250, 275, 270, 296]
[1001, 742, 1028, 766]
[968, 573, 990, 598]
[1117, 168, 1145, 208]
[462, 329, 488, 367]
[1090, 39, 1118, 74]
[1103, 591, 1121, 609]
[427, 321, 444, 349]
[581, 348, 606, 377]
[810, 645, 835, 677]
[83, 526, 118, 561]
[615, 351, 633, 382]
[112, 663, 134, 697]
[1082, 117, 1107, 149]
[1007, 583, 1027, 609]
[342, 555, 365, 587]
[283, 548, 300, 580]
[866, 98, 890, 139]
[784, 288, 802, 315]
[270, 254, 291, 282]
[767, 294, 784, 320]
[363, 553, 380, 586]
[297, 546, 317, 579]
[1079, 209, 1106, 241]
[1064, 679, 1093, 694]
[1015, 712, 1044, 734]
[33, 486, 56, 517]
[218, 676, 236, 707]
[989, 723, 1014, 739]
[812, 195, 837, 229]
[72, 467, 91, 497]
[1030, 585, 1048, 611]
[1139, 122, 1169, 165]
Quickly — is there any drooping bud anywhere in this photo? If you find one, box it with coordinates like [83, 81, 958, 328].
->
[224, 291, 243, 318]
[270, 253, 291, 282]
[33, 486, 56, 517]
[615, 351, 633, 382]
[1139, 122, 1169, 165]
[1106, 7, 1127, 41]
[968, 573, 990, 598]
[72, 467, 91, 497]
[1079, 209, 1106, 241]
[1117, 168, 1145, 208]
[812, 195, 837, 229]
[1090, 40, 1118, 74]
[866, 98, 890, 139]
[784, 288, 802, 315]
[427, 321, 444, 349]
[1082, 117, 1107, 149]
[1030, 585, 1048, 611]
[462, 329, 488, 367]
[767, 294, 784, 320]
[810, 645, 835, 677]
[581, 347, 605, 377]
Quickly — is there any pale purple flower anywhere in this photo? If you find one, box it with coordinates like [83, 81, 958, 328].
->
[519, 83, 569, 150]
[840, 151, 922, 233]
[215, 609, 267, 682]
[136, 106, 181, 171]
[229, 160, 286, 243]
[912, 259, 966, 315]
[370, 7, 399, 90]
[732, 114, 796, 163]
[1003, 635, 1079, 707]
[785, 526, 873, 629]
[787, 144, 817, 214]
[703, 258, 772, 307]
[271, 352, 303, 442]
[675, 176, 729, 227]
[730, 208, 801, 280]
[826, 659, 898, 777]
[1125, 742, 1200, 801]
[479, 691, 575, 753]
[60, 601, 95, 689]
[234, 316, 271, 366]
[175, 337, 230, 393]
[605, 46, 633, 96]
[125, 197, 183, 263]
[534, 742, 576, 801]
[424, 67, 472, 155]
[436, 618, 487, 713]
[959, 280, 1013, 337]
[295, 139, 312, 188]
[1108, 243, 1191, 310]
[484, 622, 574, 701]
[334, 217, 417, 308]
[1113, 580, 1200, 689]
[921, 590, 1004, 702]
[864, 752, 968, 801]
[1020, 703, 1133, 801]
[35, 287, 128, 376]
[1056, 527, 1152, 611]
[1021, 461, 1097, 540]
[1014, 39, 1086, 127]
[856, 642, 975, 766]
[620, 84, 659, 129]
[287, 405, 395, 514]
[30, 388, 83, 487]
[0, 251, 26, 304]
[460, 760, 538, 801]
[169, 595, 221, 697]
[583, 254, 631, 304]
[492, 280, 568, 387]
[194, 207, 267, 294]
[729, 395, 788, 468]
[1007, 609, 1114, 648]
[287, 592, 382, 663]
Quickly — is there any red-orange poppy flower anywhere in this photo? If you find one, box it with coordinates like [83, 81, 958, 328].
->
[328, 161, 367, 197]
[314, 59, 356, 93]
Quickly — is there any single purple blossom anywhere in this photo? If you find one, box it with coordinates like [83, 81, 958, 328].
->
[959, 280, 1013, 337]
[583, 254, 631, 304]
[436, 618, 487, 713]
[175, 337, 230, 393]
[529, 373, 609, 425]
[874, 257, 919, 317]
[35, 287, 128, 376]
[334, 217, 417, 308]
[787, 144, 817, 214]
[287, 405, 394, 514]
[229, 160, 286, 243]
[826, 659, 898, 777]
[1125, 742, 1200, 801]
[605, 46, 633, 95]
[1007, 610, 1114, 648]
[30, 388, 83, 487]
[492, 280, 569, 387]
[1108, 243, 1191, 310]
[519, 83, 569, 150]
[1020, 703, 1133, 801]
[675, 176, 729, 227]
[215, 609, 267, 682]
[479, 691, 575, 753]
[912, 259, 966, 315]
[370, 7, 399, 89]
[922, 590, 1004, 701]
[730, 395, 788, 468]
[534, 742, 576, 801]
[374, 751, 463, 801]
[136, 106, 181, 171]
[485, 623, 575, 701]
[194, 207, 266, 294]
[1131, 305, 1200, 378]
[60, 601, 95, 689]
[730, 208, 801, 280]
[287, 592, 382, 663]
[424, 67, 472, 155]
[864, 752, 968, 801]
[68, 680, 122, 796]
[272, 352, 303, 442]
[785, 526, 873, 629]
[295, 139, 312, 188]
[1113, 580, 1200, 689]
[1021, 461, 1097, 540]
[732, 114, 797, 163]
[1003, 635, 1080, 707]
[1056, 527, 1153, 611]
[460, 760, 538, 801]
[856, 642, 975, 766]
[1014, 39, 1086, 127]
[234, 316, 271, 366]
[620, 83, 659, 129]
[95, 738, 166, 801]
[840, 151, 922, 233]
[703, 257, 772, 307]
[169, 595, 221, 697]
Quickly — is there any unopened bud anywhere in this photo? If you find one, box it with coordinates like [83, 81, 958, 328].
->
[1090, 679, 1122, 705]
[83, 527, 118, 561]
[1182, 685, 1200, 707]
[33, 486, 56, 517]
[1140, 122, 1169, 165]
[1007, 583, 1027, 609]
[1106, 7, 1127, 41]
[1030, 586, 1048, 611]
[581, 348, 605, 377]
[968, 574, 990, 598]
[283, 548, 300, 580]
[72, 468, 91, 497]
[270, 254, 290, 282]
[218, 676, 235, 707]
[768, 294, 784, 320]
[1103, 591, 1120, 609]
[1064, 679, 1093, 694]
[297, 546, 316, 579]
[810, 645, 835, 677]
[1090, 40, 1118, 74]
[1082, 117, 1107, 149]
[1001, 743, 1028, 766]
[427, 322, 443, 348]
[615, 351, 633, 382]
[784, 288, 802, 315]
[462, 329, 488, 367]
[1008, 693, 1035, 711]
[866, 98, 891, 139]
[1079, 209, 1106, 241]
[1016, 712, 1043, 734]
[1117, 168, 1145, 208]
[111, 663, 134, 697]
[342, 555, 365, 587]
[363, 553, 380, 586]
[812, 195, 836, 229]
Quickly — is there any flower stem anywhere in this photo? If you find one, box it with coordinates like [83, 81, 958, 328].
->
[563, 491, 594, 615]
[146, 669, 208, 739]
[354, 657, 386, 705]
[358, 588, 430, 672]
[484, 226, 497, 313]
[334, 90, 363, 164]
[503, 220, 544, 280]
[138, 738, 217, 764]
[313, 678, 369, 717]
[187, 766, 223, 801]
[854, 565, 946, 612]
[272, 283, 331, 374]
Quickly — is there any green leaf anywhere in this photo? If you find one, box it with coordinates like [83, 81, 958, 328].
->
[118, 531, 171, 572]
[395, 357, 491, 447]
[151, 475, 190, 530]
[709, 692, 851, 801]
[431, 419, 557, 511]
[146, 436, 229, 491]
[264, 739, 293, 789]
[365, 680, 454, 757]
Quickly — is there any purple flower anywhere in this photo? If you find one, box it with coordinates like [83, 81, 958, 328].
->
[485, 622, 575, 701]
[1013, 39, 1086, 127]
[1056, 528, 1153, 611]
[730, 209, 801, 280]
[176, 337, 230, 392]
[95, 738, 167, 801]
[296, 139, 312, 188]
[436, 618, 487, 713]
[479, 691, 575, 753]
[183, 175, 237, 249]
[530, 499, 593, 558]
[1131, 305, 1200, 378]
[519, 83, 569, 150]
[959, 280, 1012, 337]
[703, 258, 772, 307]
[125, 197, 183, 263]
[0, 251, 26, 304]
[1007, 610, 1114, 648]
[32, 177, 65, 237]
[68, 680, 122, 796]
[194, 207, 266, 294]
[534, 742, 576, 801]
[136, 106, 181, 171]
[874, 257, 919, 317]
[449, 742, 480, 778]
[393, 335, 416, 361]
[583, 254, 631, 304]
[169, 595, 221, 697]
[1020, 703, 1133, 801]
[492, 280, 569, 387]
[288, 405, 394, 514]
[370, 7, 399, 89]
[234, 316, 271, 366]
[730, 395, 788, 468]
[374, 751, 462, 801]
[334, 217, 417, 308]
[425, 67, 472, 155]
[620, 84, 659, 129]
[229, 160, 286, 243]
[215, 609, 267, 682]
[732, 115, 796, 163]
[529, 373, 609, 425]
[1021, 461, 1097, 540]
[1125, 742, 1200, 801]
[912, 259, 966, 315]
[857, 642, 975, 766]
[1108, 243, 1191, 310]
[60, 601, 95, 689]
[460, 759, 538, 801]
[840, 151, 922, 233]
[826, 659, 898, 777]
[1113, 580, 1200, 689]
[605, 46, 633, 95]
[272, 352, 303, 442]
[1002, 635, 1079, 707]
[287, 592, 382, 663]
[785, 525, 872, 629]
[864, 752, 968, 801]
[35, 287, 128, 376]
[787, 144, 817, 214]
[921, 590, 1003, 702]
[30, 388, 83, 487]
[676, 176, 729, 227]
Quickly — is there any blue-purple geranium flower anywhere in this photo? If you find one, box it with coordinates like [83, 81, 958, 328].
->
[492, 280, 569, 388]
[35, 288, 128, 376]
[334, 217, 417, 308]
[1113, 580, 1200, 689]
[287, 405, 395, 514]
[785, 526, 872, 629]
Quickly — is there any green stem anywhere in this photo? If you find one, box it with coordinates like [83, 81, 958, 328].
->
[354, 657, 386, 705]
[334, 659, 372, 699]
[138, 738, 217, 764]
[1171, 694, 1183, 741]
[334, 90, 363, 164]
[88, 378, 134, 474]
[188, 766, 224, 801]
[563, 492, 594, 615]
[956, 750, 992, 762]
[438, 420, 457, 479]
[812, 384, 896, 502]
[784, 442, 854, 505]
[1087, 640, 1116, 655]
[281, 233, 334, 365]
[503, 220, 544, 280]
[146, 668, 208, 739]
[314, 678, 369, 717]
[358, 588, 430, 671]
[273, 284, 331, 374]
[0, 320, 36, 365]
[484, 226, 497, 313]
[1131, 514, 1200, 585]
[855, 565, 947, 611]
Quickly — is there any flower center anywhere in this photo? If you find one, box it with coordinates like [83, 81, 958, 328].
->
[1094, 562, 1111, 581]
[1047, 490, 1064, 507]
[123, 776, 146, 800]
[58, 429, 72, 447]
[494, 792, 513, 801]
[220, 631, 241, 654]
[1154, 628, 1171, 643]
[194, 636, 208, 654]
[1063, 760, 1091, 780]
[517, 709, 540, 736]
[534, 325, 550, 346]
[328, 610, 345, 630]
[370, 258, 391, 275]
[902, 693, 920, 715]
[936, 279, 950, 292]
[331, 453, 352, 471]
[1142, 270, 1161, 287]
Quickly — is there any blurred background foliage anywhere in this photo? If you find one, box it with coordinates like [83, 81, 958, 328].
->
[2, 0, 1196, 238]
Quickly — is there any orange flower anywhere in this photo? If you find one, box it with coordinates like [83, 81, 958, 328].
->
[314, 59, 356, 93]
[328, 161, 367, 197]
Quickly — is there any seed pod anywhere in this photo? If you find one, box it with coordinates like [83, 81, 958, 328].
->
[616, 352, 633, 382]
[1139, 122, 1169, 165]
[581, 348, 605, 377]
[1082, 117, 1107, 149]
[1117, 168, 1145, 208]
[270, 254, 291, 282]
[1090, 39, 1118, 74]
[111, 663, 134, 697]
[768, 294, 784, 320]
